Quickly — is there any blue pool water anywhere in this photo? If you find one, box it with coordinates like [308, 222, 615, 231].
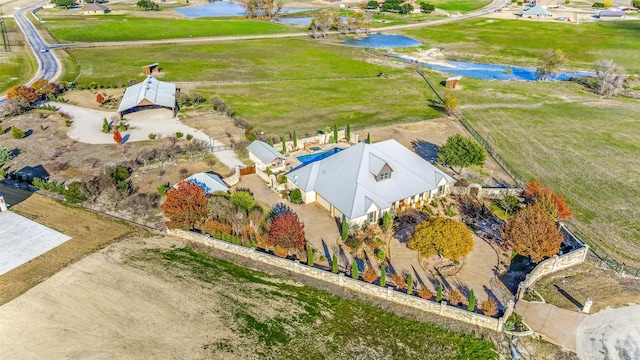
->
[394, 57, 595, 81]
[297, 147, 342, 165]
[174, 2, 310, 18]
[342, 34, 421, 48]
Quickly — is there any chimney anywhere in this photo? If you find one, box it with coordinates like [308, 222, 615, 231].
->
[0, 192, 7, 212]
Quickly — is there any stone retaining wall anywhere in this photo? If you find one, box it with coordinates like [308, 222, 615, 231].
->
[168, 229, 513, 332]
[452, 185, 522, 199]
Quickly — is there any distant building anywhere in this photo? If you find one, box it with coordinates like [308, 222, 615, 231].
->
[83, 3, 110, 14]
[246, 140, 287, 171]
[141, 63, 160, 76]
[520, 5, 551, 18]
[599, 10, 625, 19]
[445, 76, 462, 89]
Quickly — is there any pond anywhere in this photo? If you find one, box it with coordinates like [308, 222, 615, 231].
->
[394, 57, 595, 81]
[278, 16, 347, 25]
[174, 1, 310, 18]
[342, 34, 422, 48]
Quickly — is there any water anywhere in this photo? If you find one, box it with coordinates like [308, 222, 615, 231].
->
[395, 57, 595, 81]
[296, 147, 342, 166]
[278, 16, 347, 25]
[342, 34, 421, 48]
[174, 1, 310, 18]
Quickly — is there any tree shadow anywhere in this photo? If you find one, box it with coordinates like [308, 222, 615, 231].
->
[553, 284, 583, 310]
[321, 238, 331, 261]
[122, 133, 131, 145]
[411, 139, 439, 163]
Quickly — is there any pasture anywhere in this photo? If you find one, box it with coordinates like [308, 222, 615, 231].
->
[0, 18, 36, 95]
[405, 19, 640, 72]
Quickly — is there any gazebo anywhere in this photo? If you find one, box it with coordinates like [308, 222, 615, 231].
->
[117, 75, 177, 119]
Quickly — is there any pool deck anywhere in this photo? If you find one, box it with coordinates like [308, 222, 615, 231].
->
[285, 142, 351, 171]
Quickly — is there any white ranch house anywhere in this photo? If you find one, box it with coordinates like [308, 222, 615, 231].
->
[286, 140, 455, 225]
[246, 140, 287, 171]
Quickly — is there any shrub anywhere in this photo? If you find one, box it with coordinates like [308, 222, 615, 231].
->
[204, 219, 232, 236]
[448, 289, 462, 306]
[380, 266, 386, 287]
[277, 174, 287, 184]
[64, 181, 87, 203]
[351, 259, 359, 279]
[331, 253, 338, 273]
[290, 188, 303, 203]
[418, 287, 433, 300]
[362, 267, 377, 283]
[148, 133, 156, 140]
[467, 289, 475, 311]
[436, 285, 443, 302]
[592, 2, 605, 7]
[407, 274, 413, 295]
[374, 248, 386, 260]
[176, 132, 183, 138]
[274, 245, 288, 258]
[102, 118, 110, 133]
[65, 119, 72, 127]
[481, 299, 498, 317]
[341, 218, 349, 240]
[345, 235, 363, 251]
[119, 122, 126, 132]
[391, 273, 406, 289]
[306, 244, 313, 266]
[10, 127, 25, 139]
[157, 184, 169, 196]
[186, 134, 193, 141]
[444, 203, 457, 217]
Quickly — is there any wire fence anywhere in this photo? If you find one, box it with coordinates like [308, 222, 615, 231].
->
[416, 69, 640, 279]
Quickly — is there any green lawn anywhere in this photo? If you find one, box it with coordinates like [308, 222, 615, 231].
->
[431, 0, 492, 12]
[405, 19, 640, 72]
[429, 74, 640, 265]
[128, 247, 498, 359]
[41, 16, 293, 42]
[0, 19, 36, 94]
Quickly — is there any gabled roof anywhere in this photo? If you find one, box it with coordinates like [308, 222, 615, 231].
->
[117, 76, 176, 113]
[178, 173, 228, 195]
[84, 3, 109, 11]
[599, 10, 625, 16]
[246, 140, 286, 165]
[287, 140, 455, 219]
[522, 6, 550, 15]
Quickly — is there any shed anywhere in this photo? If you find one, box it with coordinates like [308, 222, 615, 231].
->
[117, 75, 177, 118]
[445, 76, 462, 89]
[599, 10, 625, 19]
[141, 63, 160, 75]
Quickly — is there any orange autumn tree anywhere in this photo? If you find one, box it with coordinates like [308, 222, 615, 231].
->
[524, 180, 572, 220]
[407, 217, 474, 261]
[160, 180, 208, 230]
[6, 85, 39, 103]
[96, 93, 105, 104]
[113, 130, 122, 145]
[267, 211, 306, 251]
[31, 79, 56, 97]
[502, 202, 563, 263]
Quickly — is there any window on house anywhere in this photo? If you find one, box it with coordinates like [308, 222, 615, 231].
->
[438, 185, 445, 195]
[368, 211, 376, 223]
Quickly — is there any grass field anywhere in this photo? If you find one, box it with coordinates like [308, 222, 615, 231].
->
[405, 19, 640, 72]
[0, 19, 36, 94]
[431, 0, 492, 12]
[0, 185, 133, 305]
[40, 16, 293, 42]
[128, 246, 498, 359]
[431, 75, 640, 266]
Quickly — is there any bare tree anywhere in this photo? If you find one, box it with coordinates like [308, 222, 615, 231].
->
[535, 49, 568, 81]
[592, 59, 626, 96]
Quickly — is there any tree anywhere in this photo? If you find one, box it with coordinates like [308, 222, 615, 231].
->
[437, 134, 486, 174]
[281, 134, 286, 154]
[333, 123, 338, 143]
[467, 289, 475, 311]
[502, 203, 563, 263]
[436, 284, 442, 302]
[341, 218, 349, 240]
[442, 92, 458, 116]
[592, 59, 626, 96]
[31, 79, 56, 96]
[366, 0, 379, 9]
[289, 188, 303, 203]
[53, 0, 75, 9]
[96, 93, 105, 104]
[10, 127, 25, 139]
[268, 212, 306, 250]
[332, 253, 339, 273]
[407, 217, 474, 261]
[633, 0, 640, 8]
[136, 0, 159, 10]
[380, 265, 386, 287]
[64, 181, 87, 203]
[6, 85, 38, 103]
[292, 130, 297, 148]
[351, 259, 358, 279]
[407, 273, 413, 294]
[603, 0, 612, 6]
[307, 244, 313, 266]
[502, 67, 513, 80]
[524, 180, 572, 220]
[113, 130, 122, 145]
[0, 147, 13, 163]
[481, 299, 498, 317]
[269, 136, 274, 147]
[161, 180, 208, 230]
[365, 133, 371, 144]
[420, 1, 435, 13]
[345, 124, 351, 142]
[535, 49, 568, 81]
[230, 190, 255, 213]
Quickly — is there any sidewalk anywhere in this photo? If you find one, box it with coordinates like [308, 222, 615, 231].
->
[515, 301, 586, 352]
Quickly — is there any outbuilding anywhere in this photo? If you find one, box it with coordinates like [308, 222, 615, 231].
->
[117, 75, 177, 119]
[598, 10, 625, 19]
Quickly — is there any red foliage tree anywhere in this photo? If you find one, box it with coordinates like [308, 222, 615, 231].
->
[113, 130, 123, 145]
[502, 203, 564, 263]
[267, 212, 306, 250]
[160, 181, 208, 230]
[96, 93, 105, 104]
[524, 180, 572, 220]
[6, 85, 39, 103]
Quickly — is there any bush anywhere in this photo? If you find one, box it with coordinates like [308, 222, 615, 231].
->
[418, 287, 433, 300]
[407, 274, 413, 295]
[204, 219, 232, 236]
[64, 181, 87, 203]
[186, 134, 193, 141]
[277, 174, 287, 184]
[10, 127, 25, 139]
[332, 253, 338, 273]
[362, 267, 377, 283]
[157, 184, 169, 196]
[467, 289, 475, 311]
[436, 285, 443, 302]
[290, 188, 303, 203]
[374, 248, 386, 260]
[65, 119, 72, 127]
[148, 133, 156, 140]
[351, 259, 359, 279]
[448, 289, 462, 306]
[592, 2, 605, 7]
[341, 218, 349, 240]
[380, 266, 386, 287]
[306, 244, 313, 266]
[176, 132, 184, 138]
[481, 299, 498, 317]
[102, 118, 110, 133]
[391, 273, 406, 289]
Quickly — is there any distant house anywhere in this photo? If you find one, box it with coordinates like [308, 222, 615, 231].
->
[141, 63, 160, 76]
[286, 140, 455, 225]
[520, 5, 551, 17]
[445, 76, 462, 89]
[117, 75, 177, 119]
[401, 0, 421, 13]
[246, 140, 287, 171]
[83, 3, 110, 14]
[176, 173, 228, 195]
[599, 10, 625, 19]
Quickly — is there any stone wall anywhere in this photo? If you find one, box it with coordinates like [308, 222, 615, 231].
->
[223, 167, 240, 186]
[275, 129, 359, 153]
[168, 229, 512, 332]
[452, 185, 522, 199]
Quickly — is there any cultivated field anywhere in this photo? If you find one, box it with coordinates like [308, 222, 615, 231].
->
[405, 19, 640, 72]
[0, 235, 499, 359]
[0, 185, 133, 304]
[441, 76, 640, 266]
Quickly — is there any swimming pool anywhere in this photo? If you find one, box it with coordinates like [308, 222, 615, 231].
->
[297, 147, 342, 165]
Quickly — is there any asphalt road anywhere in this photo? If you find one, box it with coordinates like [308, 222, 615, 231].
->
[1, 0, 505, 105]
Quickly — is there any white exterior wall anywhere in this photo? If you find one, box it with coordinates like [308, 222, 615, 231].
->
[316, 194, 332, 212]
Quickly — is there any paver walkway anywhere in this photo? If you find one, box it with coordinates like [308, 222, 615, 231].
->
[515, 301, 586, 352]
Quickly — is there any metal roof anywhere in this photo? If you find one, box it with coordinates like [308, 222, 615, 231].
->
[521, 6, 550, 15]
[246, 140, 286, 165]
[117, 76, 176, 113]
[599, 10, 625, 16]
[287, 140, 455, 220]
[180, 173, 228, 195]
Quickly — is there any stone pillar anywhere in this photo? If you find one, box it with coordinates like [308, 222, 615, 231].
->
[551, 254, 560, 271]
[0, 192, 6, 212]
[440, 301, 447, 315]
[582, 298, 593, 314]
[387, 286, 393, 298]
